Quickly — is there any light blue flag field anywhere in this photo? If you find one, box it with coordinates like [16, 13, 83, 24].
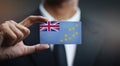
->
[39, 21, 82, 44]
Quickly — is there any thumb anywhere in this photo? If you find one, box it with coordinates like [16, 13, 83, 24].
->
[24, 44, 49, 55]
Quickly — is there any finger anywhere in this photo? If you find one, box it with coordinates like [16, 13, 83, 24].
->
[0, 22, 5, 32]
[24, 44, 49, 55]
[34, 44, 49, 52]
[19, 16, 48, 27]
[1, 21, 17, 47]
[11, 20, 30, 41]
[0, 25, 2, 32]
[15, 24, 30, 41]
[0, 32, 4, 46]
[8, 20, 24, 44]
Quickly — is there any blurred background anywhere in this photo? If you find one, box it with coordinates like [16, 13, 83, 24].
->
[0, 0, 120, 65]
[0, 0, 40, 23]
[0, 0, 119, 23]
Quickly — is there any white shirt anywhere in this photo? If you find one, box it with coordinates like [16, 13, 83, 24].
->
[39, 3, 81, 66]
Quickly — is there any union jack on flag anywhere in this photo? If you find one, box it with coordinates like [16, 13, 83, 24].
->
[40, 21, 60, 32]
[40, 21, 82, 44]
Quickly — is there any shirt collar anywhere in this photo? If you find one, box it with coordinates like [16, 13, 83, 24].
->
[39, 3, 81, 21]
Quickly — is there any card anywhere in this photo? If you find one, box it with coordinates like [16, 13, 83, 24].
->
[39, 21, 82, 44]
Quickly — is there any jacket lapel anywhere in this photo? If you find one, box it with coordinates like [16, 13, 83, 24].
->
[73, 17, 104, 66]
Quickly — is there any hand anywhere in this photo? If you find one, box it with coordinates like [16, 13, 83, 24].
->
[0, 16, 49, 60]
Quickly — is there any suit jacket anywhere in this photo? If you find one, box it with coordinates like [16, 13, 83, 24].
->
[1, 2, 120, 66]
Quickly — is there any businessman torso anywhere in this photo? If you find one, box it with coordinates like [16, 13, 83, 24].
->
[1, 3, 120, 66]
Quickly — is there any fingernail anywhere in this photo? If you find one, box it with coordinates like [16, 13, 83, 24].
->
[40, 44, 49, 48]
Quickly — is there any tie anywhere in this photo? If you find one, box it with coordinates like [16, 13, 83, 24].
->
[53, 45, 67, 66]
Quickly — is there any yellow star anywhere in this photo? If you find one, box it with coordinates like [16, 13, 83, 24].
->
[72, 27, 75, 30]
[75, 24, 79, 27]
[64, 34, 68, 37]
[75, 32, 79, 35]
[60, 40, 64, 42]
[72, 34, 75, 37]
[64, 38, 68, 41]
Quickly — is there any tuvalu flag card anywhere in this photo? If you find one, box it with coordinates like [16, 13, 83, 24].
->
[39, 21, 82, 44]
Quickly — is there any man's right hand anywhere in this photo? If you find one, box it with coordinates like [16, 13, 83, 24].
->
[0, 16, 49, 60]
